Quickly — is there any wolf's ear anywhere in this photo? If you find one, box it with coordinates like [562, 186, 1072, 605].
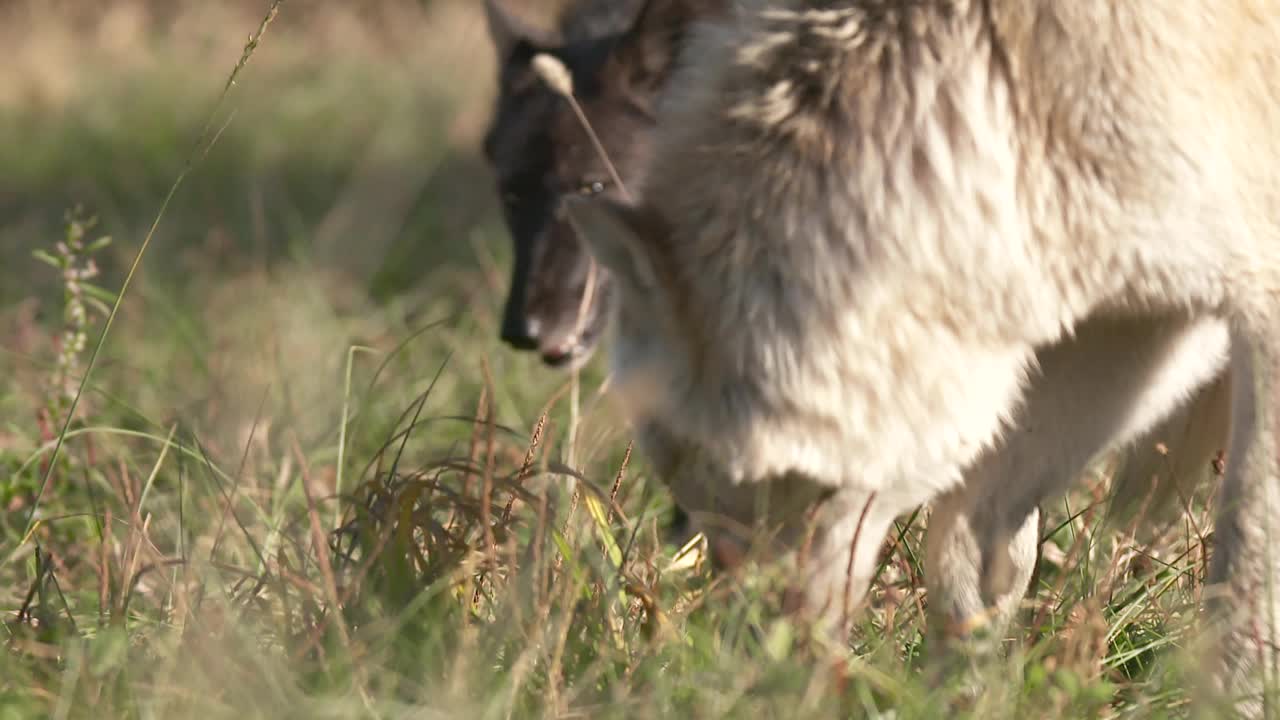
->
[609, 0, 728, 96]
[563, 196, 667, 295]
[485, 0, 562, 60]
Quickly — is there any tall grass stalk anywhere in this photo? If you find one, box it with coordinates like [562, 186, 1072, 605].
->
[18, 0, 287, 546]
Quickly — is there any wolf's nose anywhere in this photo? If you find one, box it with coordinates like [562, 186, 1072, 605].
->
[539, 340, 577, 368]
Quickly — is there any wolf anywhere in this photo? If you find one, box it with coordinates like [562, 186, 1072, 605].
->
[482, 0, 1228, 562]
[565, 0, 1278, 712]
[482, 0, 724, 371]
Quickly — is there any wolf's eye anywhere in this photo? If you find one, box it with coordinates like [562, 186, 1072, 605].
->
[577, 180, 608, 196]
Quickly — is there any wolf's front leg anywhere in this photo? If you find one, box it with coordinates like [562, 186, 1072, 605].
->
[778, 490, 906, 639]
[924, 484, 1040, 692]
[689, 479, 904, 643]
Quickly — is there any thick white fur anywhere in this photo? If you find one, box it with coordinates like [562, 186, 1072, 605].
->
[566, 0, 1280, 713]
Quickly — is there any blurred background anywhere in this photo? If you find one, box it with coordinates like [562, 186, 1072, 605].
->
[0, 0, 601, 470]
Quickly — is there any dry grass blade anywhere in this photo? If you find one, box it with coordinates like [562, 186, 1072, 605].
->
[209, 388, 270, 563]
[290, 433, 378, 711]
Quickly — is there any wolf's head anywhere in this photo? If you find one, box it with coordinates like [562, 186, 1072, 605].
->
[481, 0, 721, 370]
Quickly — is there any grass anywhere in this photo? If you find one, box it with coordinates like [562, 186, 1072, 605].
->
[0, 1, 1238, 717]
